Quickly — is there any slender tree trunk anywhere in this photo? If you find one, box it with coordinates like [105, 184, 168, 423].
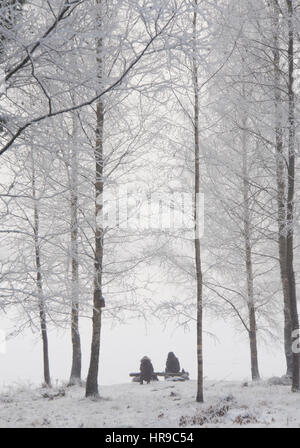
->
[241, 119, 260, 381]
[86, 0, 104, 397]
[85, 100, 104, 398]
[31, 157, 51, 388]
[69, 115, 82, 386]
[193, 0, 204, 403]
[272, 0, 293, 377]
[286, 0, 299, 392]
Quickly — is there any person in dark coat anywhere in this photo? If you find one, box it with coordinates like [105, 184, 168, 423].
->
[165, 352, 180, 374]
[140, 356, 154, 384]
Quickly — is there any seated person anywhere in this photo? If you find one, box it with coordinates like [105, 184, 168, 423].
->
[140, 356, 154, 384]
[165, 352, 180, 374]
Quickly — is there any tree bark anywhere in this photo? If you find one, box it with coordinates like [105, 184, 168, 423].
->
[31, 155, 51, 388]
[272, 0, 293, 377]
[286, 0, 299, 392]
[193, 0, 204, 403]
[69, 115, 82, 386]
[241, 120, 260, 381]
[86, 0, 104, 397]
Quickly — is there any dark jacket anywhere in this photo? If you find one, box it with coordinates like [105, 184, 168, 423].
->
[140, 356, 154, 383]
[166, 352, 180, 373]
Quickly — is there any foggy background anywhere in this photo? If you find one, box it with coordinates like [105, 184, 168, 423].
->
[0, 313, 285, 388]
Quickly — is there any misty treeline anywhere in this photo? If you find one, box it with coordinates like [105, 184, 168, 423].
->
[0, 0, 299, 402]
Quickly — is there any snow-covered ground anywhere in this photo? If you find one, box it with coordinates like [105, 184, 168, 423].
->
[0, 379, 300, 428]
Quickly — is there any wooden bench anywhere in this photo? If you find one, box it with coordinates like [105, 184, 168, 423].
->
[129, 371, 189, 381]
